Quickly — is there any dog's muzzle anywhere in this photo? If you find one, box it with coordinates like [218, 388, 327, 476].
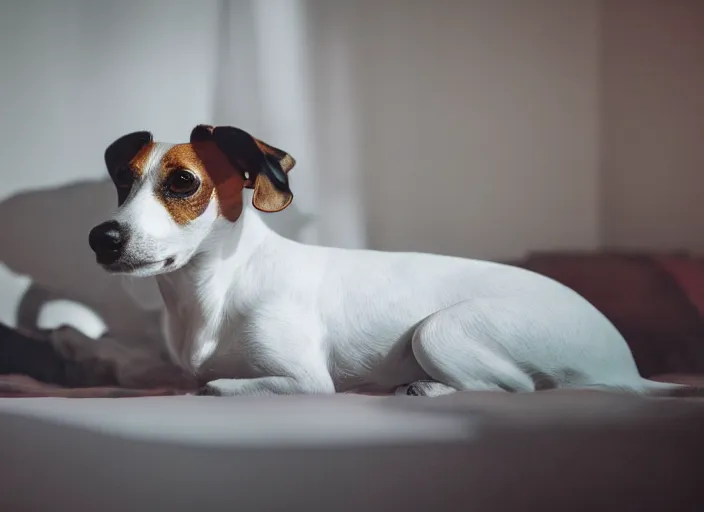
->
[89, 220, 128, 265]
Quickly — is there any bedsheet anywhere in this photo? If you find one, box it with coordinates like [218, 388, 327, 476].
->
[0, 390, 703, 511]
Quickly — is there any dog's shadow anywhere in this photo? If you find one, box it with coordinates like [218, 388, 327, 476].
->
[0, 179, 315, 345]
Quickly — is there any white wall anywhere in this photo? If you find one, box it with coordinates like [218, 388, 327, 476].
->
[601, 0, 704, 253]
[0, 0, 219, 334]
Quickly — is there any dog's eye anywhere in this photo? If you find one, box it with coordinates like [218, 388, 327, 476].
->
[166, 170, 200, 197]
[113, 166, 134, 189]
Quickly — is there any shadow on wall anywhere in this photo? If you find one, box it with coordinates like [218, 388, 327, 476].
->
[0, 179, 163, 347]
[0, 178, 316, 345]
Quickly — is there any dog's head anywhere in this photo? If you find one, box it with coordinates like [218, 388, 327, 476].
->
[88, 125, 295, 276]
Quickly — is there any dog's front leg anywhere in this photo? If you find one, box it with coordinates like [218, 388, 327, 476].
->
[198, 375, 335, 397]
[197, 316, 335, 396]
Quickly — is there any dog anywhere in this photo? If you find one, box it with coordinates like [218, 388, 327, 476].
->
[87, 125, 688, 397]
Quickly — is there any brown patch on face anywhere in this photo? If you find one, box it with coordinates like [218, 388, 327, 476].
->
[159, 142, 246, 225]
[128, 142, 155, 178]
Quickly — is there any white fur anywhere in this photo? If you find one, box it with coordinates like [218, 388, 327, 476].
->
[102, 143, 674, 397]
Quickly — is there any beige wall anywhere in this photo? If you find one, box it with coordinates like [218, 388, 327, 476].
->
[324, 0, 704, 260]
[347, 0, 602, 260]
[601, 0, 704, 253]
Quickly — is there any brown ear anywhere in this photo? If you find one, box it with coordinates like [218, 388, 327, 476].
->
[104, 131, 153, 176]
[190, 124, 295, 213]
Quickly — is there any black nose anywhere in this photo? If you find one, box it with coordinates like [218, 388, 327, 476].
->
[89, 221, 128, 264]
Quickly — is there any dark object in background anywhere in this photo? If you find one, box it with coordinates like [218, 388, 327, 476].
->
[0, 322, 117, 388]
[0, 323, 70, 386]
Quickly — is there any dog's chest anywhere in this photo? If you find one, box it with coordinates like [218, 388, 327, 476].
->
[163, 306, 258, 379]
[159, 277, 244, 374]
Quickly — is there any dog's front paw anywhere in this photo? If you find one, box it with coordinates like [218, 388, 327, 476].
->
[197, 383, 223, 396]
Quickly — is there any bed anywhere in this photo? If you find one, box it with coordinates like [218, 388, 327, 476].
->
[1, 252, 703, 511]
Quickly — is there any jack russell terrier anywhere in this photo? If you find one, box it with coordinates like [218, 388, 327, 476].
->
[87, 125, 686, 397]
